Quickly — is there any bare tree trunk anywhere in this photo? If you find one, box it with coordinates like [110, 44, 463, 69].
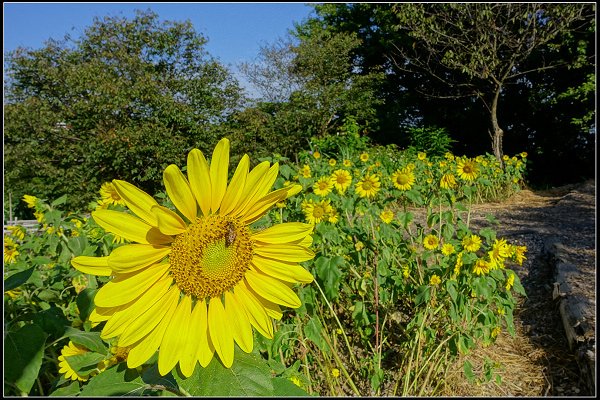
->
[490, 85, 505, 168]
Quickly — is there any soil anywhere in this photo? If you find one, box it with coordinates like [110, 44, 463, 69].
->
[443, 179, 596, 396]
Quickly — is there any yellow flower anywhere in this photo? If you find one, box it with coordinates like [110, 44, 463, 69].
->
[391, 168, 415, 191]
[71, 138, 314, 376]
[328, 208, 340, 224]
[359, 152, 369, 162]
[343, 159, 352, 167]
[402, 265, 410, 278]
[456, 159, 479, 181]
[520, 152, 528, 158]
[276, 201, 286, 209]
[355, 174, 381, 198]
[440, 173, 457, 190]
[22, 194, 38, 209]
[505, 272, 515, 290]
[355, 241, 365, 251]
[423, 234, 439, 250]
[417, 151, 427, 161]
[488, 238, 511, 269]
[58, 341, 96, 381]
[303, 199, 332, 224]
[512, 245, 527, 266]
[429, 274, 441, 286]
[328, 159, 337, 166]
[441, 243, 455, 256]
[313, 176, 334, 197]
[491, 326, 501, 338]
[473, 259, 490, 276]
[331, 368, 340, 378]
[462, 234, 482, 252]
[379, 209, 394, 224]
[313, 150, 321, 159]
[4, 236, 19, 264]
[99, 182, 126, 207]
[497, 307, 505, 316]
[444, 152, 454, 161]
[454, 251, 463, 275]
[502, 155, 510, 161]
[6, 225, 26, 241]
[331, 169, 352, 194]
[300, 165, 312, 178]
[34, 210, 45, 223]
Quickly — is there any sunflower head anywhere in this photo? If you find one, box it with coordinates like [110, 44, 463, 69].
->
[72, 138, 314, 376]
[457, 159, 479, 181]
[355, 173, 381, 198]
[391, 168, 415, 191]
[331, 169, 352, 194]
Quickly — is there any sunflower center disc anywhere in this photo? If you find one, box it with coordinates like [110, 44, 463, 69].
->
[169, 215, 253, 299]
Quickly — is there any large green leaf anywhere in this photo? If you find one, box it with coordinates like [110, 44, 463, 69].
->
[4, 267, 35, 291]
[4, 324, 47, 394]
[176, 347, 274, 396]
[64, 328, 108, 355]
[79, 364, 148, 396]
[272, 377, 310, 396]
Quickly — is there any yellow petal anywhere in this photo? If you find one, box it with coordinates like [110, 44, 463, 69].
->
[108, 244, 170, 273]
[253, 243, 315, 263]
[93, 262, 170, 307]
[151, 205, 187, 236]
[251, 256, 314, 284]
[112, 180, 159, 226]
[224, 291, 253, 353]
[235, 163, 279, 218]
[210, 138, 230, 213]
[242, 187, 292, 224]
[219, 154, 249, 215]
[252, 223, 313, 244]
[90, 304, 126, 323]
[234, 281, 273, 339]
[100, 275, 173, 340]
[245, 281, 283, 320]
[191, 300, 214, 368]
[163, 164, 198, 223]
[187, 149, 212, 217]
[245, 269, 301, 308]
[159, 296, 192, 376]
[71, 256, 111, 276]
[230, 161, 270, 217]
[179, 300, 201, 378]
[118, 281, 179, 347]
[208, 297, 234, 368]
[92, 209, 172, 244]
[125, 286, 179, 369]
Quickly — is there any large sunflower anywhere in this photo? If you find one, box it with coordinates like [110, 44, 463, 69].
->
[391, 168, 415, 191]
[456, 158, 479, 181]
[71, 138, 315, 377]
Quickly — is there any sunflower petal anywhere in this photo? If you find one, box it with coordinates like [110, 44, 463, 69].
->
[235, 163, 279, 217]
[245, 269, 301, 308]
[191, 300, 214, 368]
[100, 275, 173, 340]
[151, 205, 187, 236]
[93, 263, 170, 307]
[219, 154, 249, 215]
[108, 244, 170, 273]
[208, 297, 234, 368]
[224, 291, 253, 353]
[242, 187, 293, 224]
[230, 161, 270, 217]
[210, 138, 230, 213]
[252, 222, 313, 244]
[125, 286, 179, 369]
[187, 149, 212, 217]
[159, 296, 192, 376]
[234, 281, 273, 339]
[244, 282, 283, 320]
[92, 209, 172, 245]
[254, 243, 315, 263]
[163, 164, 198, 223]
[112, 180, 159, 226]
[71, 256, 111, 276]
[251, 256, 314, 284]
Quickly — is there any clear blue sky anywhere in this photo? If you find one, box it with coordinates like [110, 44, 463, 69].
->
[3, 2, 316, 93]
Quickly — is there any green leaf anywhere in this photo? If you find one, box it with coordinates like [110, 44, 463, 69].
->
[4, 267, 35, 291]
[314, 256, 343, 300]
[80, 364, 148, 396]
[463, 360, 475, 383]
[65, 352, 106, 373]
[176, 347, 275, 396]
[64, 328, 108, 355]
[272, 377, 310, 396]
[4, 324, 48, 394]
[303, 316, 328, 353]
[32, 306, 69, 338]
[50, 381, 81, 397]
[51, 194, 68, 206]
[76, 288, 97, 322]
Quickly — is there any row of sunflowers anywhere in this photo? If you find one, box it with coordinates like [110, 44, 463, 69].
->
[4, 138, 527, 396]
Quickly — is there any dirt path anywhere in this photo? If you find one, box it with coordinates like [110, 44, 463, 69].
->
[444, 179, 596, 396]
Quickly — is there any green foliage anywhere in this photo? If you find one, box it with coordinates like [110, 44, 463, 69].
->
[4, 9, 243, 217]
[407, 125, 455, 156]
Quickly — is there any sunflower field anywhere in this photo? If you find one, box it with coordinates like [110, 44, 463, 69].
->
[4, 134, 528, 396]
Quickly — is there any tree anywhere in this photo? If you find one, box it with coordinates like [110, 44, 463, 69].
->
[4, 10, 243, 216]
[389, 3, 595, 163]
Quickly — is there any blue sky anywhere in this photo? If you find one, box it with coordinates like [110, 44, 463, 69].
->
[3, 2, 316, 93]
